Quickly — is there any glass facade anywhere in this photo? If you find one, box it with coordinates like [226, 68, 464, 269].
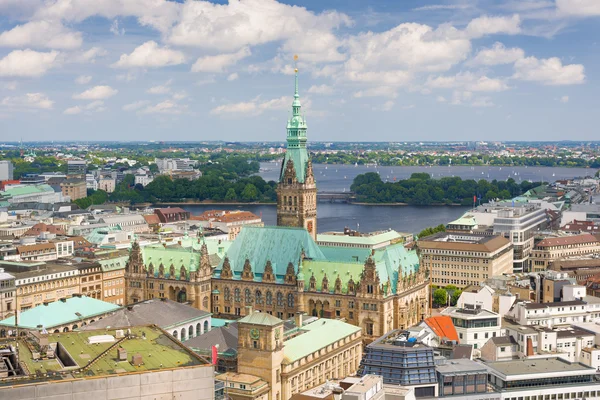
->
[358, 332, 437, 396]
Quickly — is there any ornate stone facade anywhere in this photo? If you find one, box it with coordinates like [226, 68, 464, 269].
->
[276, 69, 317, 239]
[124, 240, 212, 312]
[123, 72, 430, 343]
[212, 253, 428, 343]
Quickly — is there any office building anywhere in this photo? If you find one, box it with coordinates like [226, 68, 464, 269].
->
[358, 330, 438, 397]
[466, 202, 548, 272]
[530, 233, 600, 272]
[442, 305, 501, 350]
[66, 159, 87, 176]
[0, 160, 14, 181]
[418, 232, 513, 289]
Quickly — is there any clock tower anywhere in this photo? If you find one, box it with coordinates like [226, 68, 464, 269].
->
[237, 310, 285, 400]
[276, 66, 317, 240]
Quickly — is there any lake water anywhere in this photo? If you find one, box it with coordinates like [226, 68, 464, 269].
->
[179, 163, 594, 235]
[259, 162, 595, 192]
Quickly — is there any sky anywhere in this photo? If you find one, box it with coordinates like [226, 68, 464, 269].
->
[0, 0, 599, 142]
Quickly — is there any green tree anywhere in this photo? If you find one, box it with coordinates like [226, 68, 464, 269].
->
[224, 188, 237, 201]
[241, 183, 259, 202]
[433, 289, 448, 306]
[451, 289, 462, 306]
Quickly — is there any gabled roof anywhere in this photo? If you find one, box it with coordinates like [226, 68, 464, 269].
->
[79, 298, 210, 330]
[423, 315, 459, 342]
[186, 323, 239, 355]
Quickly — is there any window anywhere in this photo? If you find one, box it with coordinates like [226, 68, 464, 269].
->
[501, 347, 506, 352]
[266, 291, 273, 305]
[245, 289, 252, 304]
[287, 293, 294, 308]
[253, 340, 259, 349]
[224, 287, 230, 301]
[277, 292, 284, 307]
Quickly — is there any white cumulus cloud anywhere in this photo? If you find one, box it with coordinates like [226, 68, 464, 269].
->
[75, 75, 92, 84]
[227, 73, 239, 81]
[210, 96, 292, 116]
[470, 42, 525, 66]
[0, 49, 59, 77]
[0, 20, 82, 50]
[146, 80, 172, 94]
[556, 0, 600, 16]
[192, 47, 250, 73]
[427, 72, 509, 92]
[1, 92, 53, 109]
[112, 41, 185, 68]
[307, 84, 334, 95]
[513, 56, 585, 85]
[141, 100, 188, 114]
[465, 14, 521, 38]
[73, 85, 118, 100]
[122, 100, 150, 111]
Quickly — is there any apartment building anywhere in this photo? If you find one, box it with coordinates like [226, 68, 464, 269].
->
[0, 261, 80, 312]
[530, 233, 600, 272]
[506, 297, 600, 327]
[442, 304, 502, 350]
[98, 255, 127, 305]
[76, 262, 103, 299]
[98, 175, 116, 193]
[418, 232, 513, 289]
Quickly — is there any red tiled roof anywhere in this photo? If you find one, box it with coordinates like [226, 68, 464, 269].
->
[536, 233, 599, 248]
[424, 315, 459, 342]
[561, 220, 600, 233]
[143, 214, 160, 225]
[156, 207, 187, 214]
[23, 223, 66, 236]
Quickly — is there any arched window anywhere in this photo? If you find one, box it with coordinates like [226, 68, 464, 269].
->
[266, 291, 273, 306]
[234, 288, 241, 302]
[287, 293, 295, 308]
[224, 287, 231, 301]
[173, 330, 178, 338]
[188, 326, 194, 338]
[196, 323, 201, 336]
[204, 320, 209, 332]
[245, 288, 252, 304]
[255, 290, 262, 305]
[181, 328, 186, 341]
[276, 292, 284, 307]
[202, 296, 209, 309]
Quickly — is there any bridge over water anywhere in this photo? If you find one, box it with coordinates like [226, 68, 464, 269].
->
[317, 191, 355, 203]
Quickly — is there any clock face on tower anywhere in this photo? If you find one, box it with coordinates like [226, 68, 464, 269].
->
[250, 328, 260, 340]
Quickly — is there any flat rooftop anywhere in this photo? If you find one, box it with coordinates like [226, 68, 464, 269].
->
[437, 359, 487, 375]
[3, 325, 208, 386]
[485, 358, 594, 378]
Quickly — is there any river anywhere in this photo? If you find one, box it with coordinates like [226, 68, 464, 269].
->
[179, 164, 594, 235]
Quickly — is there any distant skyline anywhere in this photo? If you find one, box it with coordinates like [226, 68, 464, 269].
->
[1, 0, 599, 142]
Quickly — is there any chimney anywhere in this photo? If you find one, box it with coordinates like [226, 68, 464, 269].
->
[526, 337, 534, 356]
[245, 305, 253, 315]
[295, 312, 304, 328]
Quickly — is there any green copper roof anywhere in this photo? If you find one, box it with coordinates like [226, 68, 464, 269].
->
[1, 184, 54, 198]
[85, 226, 124, 245]
[280, 70, 310, 184]
[305, 243, 419, 294]
[448, 215, 478, 227]
[238, 311, 282, 326]
[215, 226, 326, 279]
[283, 319, 361, 364]
[142, 244, 199, 279]
[97, 255, 129, 272]
[0, 297, 120, 329]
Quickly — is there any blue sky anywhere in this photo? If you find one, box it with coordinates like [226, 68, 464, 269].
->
[0, 0, 599, 142]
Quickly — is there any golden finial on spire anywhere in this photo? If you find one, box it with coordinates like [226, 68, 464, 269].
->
[294, 54, 299, 73]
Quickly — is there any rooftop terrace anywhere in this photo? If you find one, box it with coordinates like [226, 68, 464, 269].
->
[2, 325, 208, 386]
